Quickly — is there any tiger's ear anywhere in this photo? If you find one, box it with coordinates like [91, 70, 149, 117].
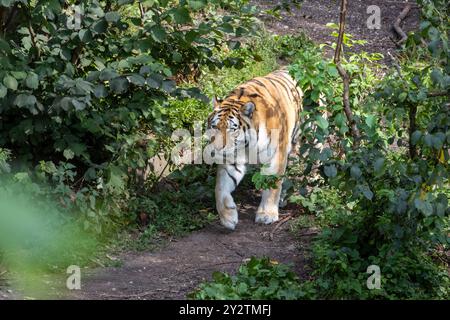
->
[212, 96, 221, 111]
[241, 102, 255, 118]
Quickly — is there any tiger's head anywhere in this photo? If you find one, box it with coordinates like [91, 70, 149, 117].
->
[206, 97, 256, 159]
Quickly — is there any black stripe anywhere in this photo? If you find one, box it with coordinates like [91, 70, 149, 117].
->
[272, 73, 295, 89]
[225, 169, 237, 186]
[267, 77, 293, 101]
[248, 79, 267, 88]
[247, 83, 271, 98]
[238, 87, 245, 99]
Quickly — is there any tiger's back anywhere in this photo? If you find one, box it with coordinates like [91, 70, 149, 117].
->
[230, 69, 302, 149]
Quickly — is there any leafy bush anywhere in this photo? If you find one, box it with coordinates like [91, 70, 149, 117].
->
[191, 2, 448, 300]
[0, 0, 260, 234]
[285, 0, 449, 299]
[190, 257, 316, 300]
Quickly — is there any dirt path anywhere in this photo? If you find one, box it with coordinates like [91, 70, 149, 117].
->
[64, 202, 310, 300]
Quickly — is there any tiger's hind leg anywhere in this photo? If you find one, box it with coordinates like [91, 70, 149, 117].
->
[216, 163, 246, 230]
[255, 146, 289, 225]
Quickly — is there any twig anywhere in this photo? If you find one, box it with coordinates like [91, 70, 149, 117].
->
[333, 0, 360, 148]
[427, 91, 449, 98]
[71, 45, 83, 65]
[101, 288, 180, 299]
[89, 258, 106, 268]
[392, 3, 412, 47]
[409, 104, 417, 159]
[269, 214, 293, 241]
[27, 22, 40, 59]
[387, 51, 404, 79]
[138, 2, 145, 21]
[168, 260, 244, 280]
[298, 230, 319, 237]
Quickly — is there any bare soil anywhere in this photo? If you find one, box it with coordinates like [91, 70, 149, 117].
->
[0, 0, 420, 300]
[68, 202, 311, 300]
[255, 0, 420, 63]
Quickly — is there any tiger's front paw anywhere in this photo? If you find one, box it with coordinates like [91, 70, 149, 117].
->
[217, 196, 239, 230]
[219, 207, 238, 230]
[255, 212, 279, 225]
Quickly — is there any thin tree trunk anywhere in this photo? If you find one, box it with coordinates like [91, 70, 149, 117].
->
[408, 104, 417, 159]
[333, 0, 360, 148]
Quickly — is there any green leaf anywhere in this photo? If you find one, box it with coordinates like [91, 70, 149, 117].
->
[11, 71, 26, 80]
[94, 84, 108, 98]
[0, 0, 13, 8]
[0, 84, 7, 98]
[25, 72, 39, 89]
[107, 166, 126, 190]
[127, 74, 146, 86]
[424, 134, 433, 147]
[315, 115, 329, 130]
[431, 134, 443, 150]
[110, 77, 129, 94]
[71, 99, 86, 111]
[146, 73, 163, 88]
[172, 51, 182, 62]
[3, 75, 18, 91]
[99, 68, 119, 81]
[219, 22, 234, 33]
[188, 0, 206, 10]
[324, 165, 337, 178]
[414, 198, 433, 216]
[79, 29, 93, 43]
[430, 68, 443, 87]
[358, 185, 373, 200]
[162, 80, 176, 93]
[92, 19, 108, 34]
[350, 165, 362, 179]
[398, 92, 407, 102]
[373, 158, 385, 173]
[170, 7, 191, 24]
[0, 38, 10, 53]
[150, 25, 167, 42]
[411, 131, 422, 145]
[365, 115, 376, 128]
[63, 149, 75, 160]
[105, 11, 120, 23]
[14, 94, 37, 108]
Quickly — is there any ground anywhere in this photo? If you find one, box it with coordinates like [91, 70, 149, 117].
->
[69, 200, 313, 300]
[0, 0, 419, 300]
[256, 0, 419, 64]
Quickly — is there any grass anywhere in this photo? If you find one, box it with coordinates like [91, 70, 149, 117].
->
[197, 31, 313, 98]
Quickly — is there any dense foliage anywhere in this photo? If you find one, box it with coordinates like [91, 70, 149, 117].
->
[193, 0, 449, 299]
[0, 0, 261, 233]
[1, 0, 448, 300]
[190, 257, 315, 300]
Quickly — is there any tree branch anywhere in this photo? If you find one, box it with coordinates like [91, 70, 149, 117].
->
[333, 0, 360, 148]
[139, 2, 145, 20]
[392, 3, 411, 47]
[408, 104, 417, 159]
[27, 21, 40, 59]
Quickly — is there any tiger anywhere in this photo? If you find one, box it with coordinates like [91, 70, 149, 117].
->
[206, 69, 303, 230]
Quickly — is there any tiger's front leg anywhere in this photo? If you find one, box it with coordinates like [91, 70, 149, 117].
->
[255, 148, 288, 225]
[215, 164, 246, 230]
